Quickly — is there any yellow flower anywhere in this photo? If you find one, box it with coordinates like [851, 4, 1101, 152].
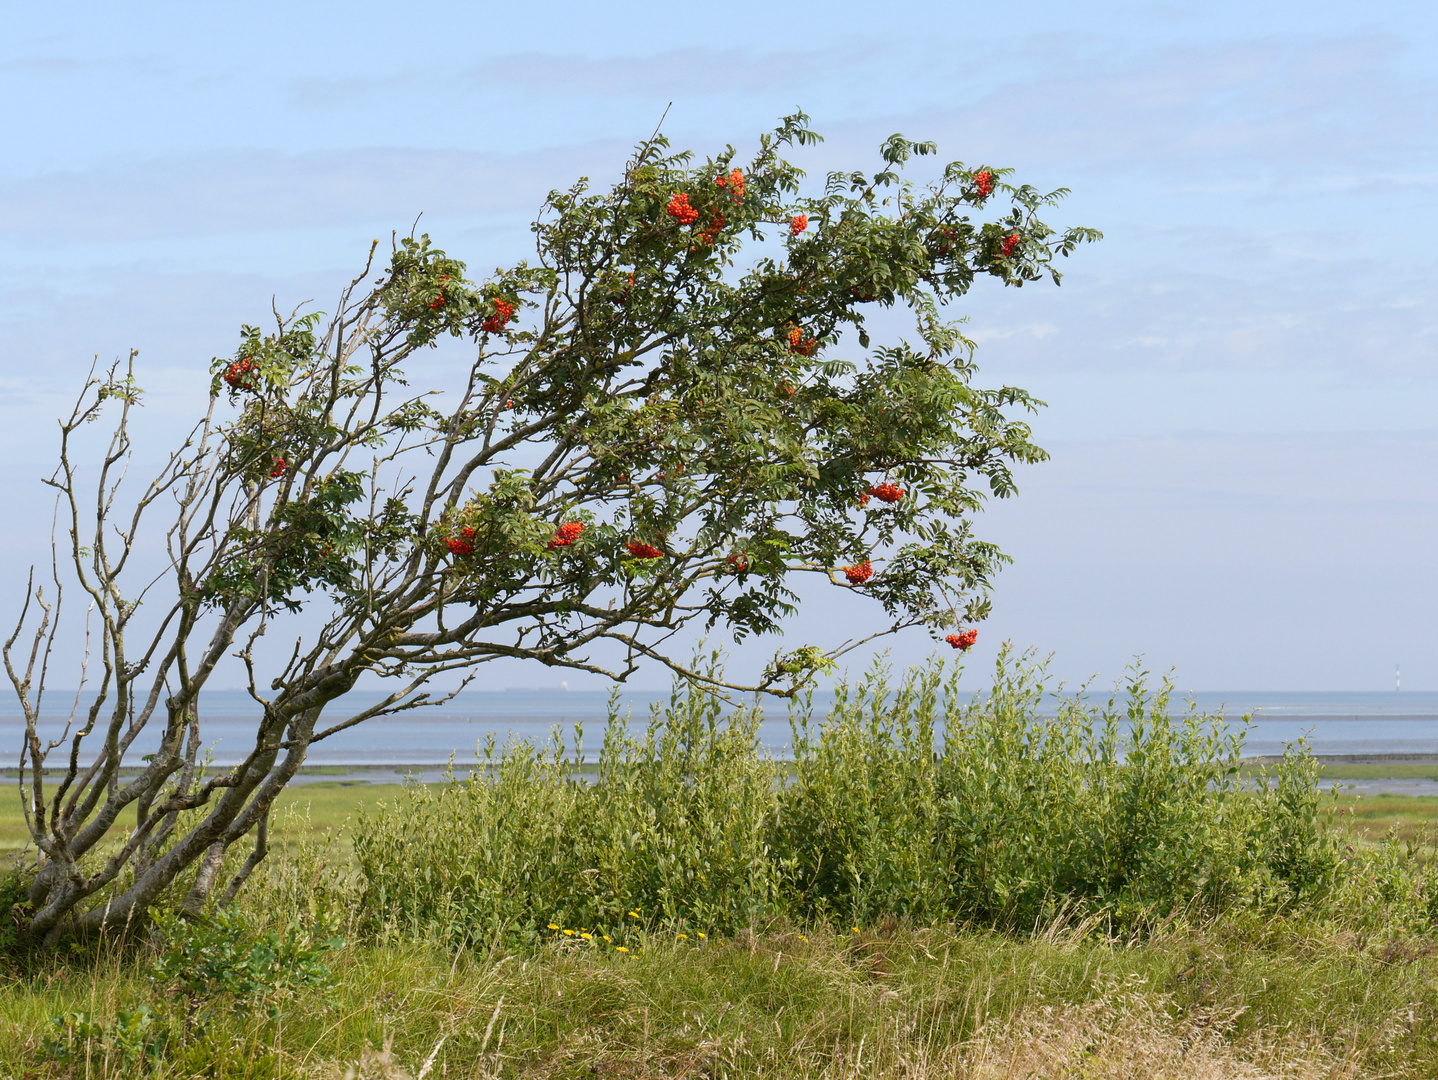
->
[581, 932, 593, 940]
[798, 935, 808, 942]
[676, 933, 688, 941]
[628, 911, 640, 918]
[852, 927, 860, 934]
[697, 932, 707, 939]
[603, 935, 612, 942]
[616, 946, 629, 953]
[563, 929, 575, 936]
[547, 923, 559, 931]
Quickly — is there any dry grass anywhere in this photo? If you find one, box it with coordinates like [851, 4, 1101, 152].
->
[308, 972, 1408, 1080]
[8, 920, 1431, 1079]
[914, 996, 1360, 1080]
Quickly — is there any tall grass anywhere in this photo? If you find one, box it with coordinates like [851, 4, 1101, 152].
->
[6, 651, 1438, 1077]
[353, 651, 1343, 947]
[11, 919, 1432, 1078]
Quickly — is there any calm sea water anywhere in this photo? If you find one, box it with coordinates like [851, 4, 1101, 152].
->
[3, 689, 1437, 769]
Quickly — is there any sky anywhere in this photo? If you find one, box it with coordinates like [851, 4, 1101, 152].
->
[1, 0, 1436, 693]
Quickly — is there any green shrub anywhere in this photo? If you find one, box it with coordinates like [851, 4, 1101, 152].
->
[146, 907, 342, 1038]
[0, 863, 33, 961]
[42, 1005, 168, 1074]
[1258, 738, 1342, 897]
[778, 655, 1336, 929]
[354, 678, 782, 947]
[351, 650, 1351, 944]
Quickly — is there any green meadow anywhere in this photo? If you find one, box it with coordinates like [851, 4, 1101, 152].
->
[3, 659, 1437, 1078]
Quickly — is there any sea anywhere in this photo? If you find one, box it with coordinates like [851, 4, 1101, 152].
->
[3, 688, 1437, 792]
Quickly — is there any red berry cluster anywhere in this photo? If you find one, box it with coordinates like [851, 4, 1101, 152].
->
[626, 540, 664, 559]
[428, 273, 450, 310]
[666, 192, 699, 226]
[268, 457, 287, 478]
[858, 492, 870, 508]
[1001, 233, 1020, 258]
[866, 482, 905, 504]
[726, 553, 749, 573]
[715, 168, 745, 202]
[945, 629, 979, 651]
[973, 170, 994, 198]
[222, 357, 259, 391]
[481, 298, 515, 335]
[446, 525, 476, 557]
[791, 214, 808, 236]
[547, 521, 584, 549]
[613, 272, 636, 306]
[787, 325, 818, 356]
[697, 211, 725, 246]
[844, 560, 874, 585]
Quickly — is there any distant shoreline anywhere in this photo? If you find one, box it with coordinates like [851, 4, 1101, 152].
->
[6, 753, 1438, 783]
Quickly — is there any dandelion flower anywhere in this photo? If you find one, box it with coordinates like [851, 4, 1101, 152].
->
[616, 946, 629, 953]
[697, 932, 707, 939]
[628, 911, 640, 918]
[547, 923, 559, 931]
[603, 935, 612, 942]
[563, 929, 575, 936]
[581, 932, 593, 941]
[676, 933, 688, 941]
[852, 927, 860, 934]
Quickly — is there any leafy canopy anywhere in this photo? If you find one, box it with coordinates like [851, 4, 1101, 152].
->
[198, 111, 1098, 693]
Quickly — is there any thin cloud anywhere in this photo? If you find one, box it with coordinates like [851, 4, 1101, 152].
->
[965, 224, 1438, 378]
[0, 142, 629, 245]
[830, 33, 1438, 181]
[286, 72, 419, 108]
[466, 46, 844, 96]
[0, 53, 170, 78]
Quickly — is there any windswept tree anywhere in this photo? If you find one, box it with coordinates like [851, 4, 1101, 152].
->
[5, 114, 1098, 943]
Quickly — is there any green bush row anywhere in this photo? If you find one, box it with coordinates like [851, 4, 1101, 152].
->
[353, 651, 1348, 946]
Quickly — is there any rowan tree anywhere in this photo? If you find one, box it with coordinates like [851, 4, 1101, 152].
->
[4, 113, 1098, 942]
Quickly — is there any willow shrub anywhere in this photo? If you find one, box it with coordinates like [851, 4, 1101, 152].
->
[353, 652, 1339, 946]
[778, 657, 1334, 929]
[354, 679, 783, 947]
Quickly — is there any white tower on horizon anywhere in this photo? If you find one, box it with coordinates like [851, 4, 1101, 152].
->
[1396, 664, 1401, 692]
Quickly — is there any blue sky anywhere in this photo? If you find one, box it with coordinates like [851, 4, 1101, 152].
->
[2, 1, 1436, 691]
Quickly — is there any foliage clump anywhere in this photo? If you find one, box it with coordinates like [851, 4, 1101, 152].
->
[353, 652, 1345, 947]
